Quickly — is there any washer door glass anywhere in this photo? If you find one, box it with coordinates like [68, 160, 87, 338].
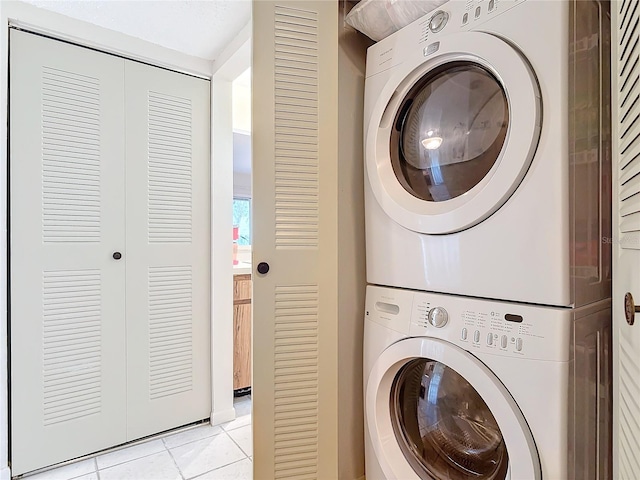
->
[391, 358, 509, 480]
[391, 62, 509, 203]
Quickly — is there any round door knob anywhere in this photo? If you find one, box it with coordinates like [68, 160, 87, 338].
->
[624, 292, 639, 326]
[112, 252, 122, 260]
[257, 262, 270, 274]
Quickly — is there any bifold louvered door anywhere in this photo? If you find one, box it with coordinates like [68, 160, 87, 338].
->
[252, 2, 339, 478]
[124, 60, 211, 441]
[612, 1, 640, 478]
[9, 30, 210, 475]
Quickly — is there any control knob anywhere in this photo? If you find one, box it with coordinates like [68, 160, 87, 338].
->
[427, 307, 449, 328]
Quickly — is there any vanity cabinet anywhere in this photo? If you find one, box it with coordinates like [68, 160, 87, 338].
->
[233, 274, 252, 391]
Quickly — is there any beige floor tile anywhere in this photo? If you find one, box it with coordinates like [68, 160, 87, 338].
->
[96, 439, 166, 470]
[191, 458, 252, 480]
[170, 433, 246, 479]
[24, 458, 96, 480]
[68, 474, 99, 480]
[233, 397, 252, 418]
[220, 414, 251, 432]
[163, 424, 223, 449]
[99, 451, 181, 480]
[227, 425, 252, 457]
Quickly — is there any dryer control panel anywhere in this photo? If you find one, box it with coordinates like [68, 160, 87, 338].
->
[366, 285, 573, 362]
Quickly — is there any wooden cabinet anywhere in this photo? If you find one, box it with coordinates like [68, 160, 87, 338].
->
[233, 274, 252, 391]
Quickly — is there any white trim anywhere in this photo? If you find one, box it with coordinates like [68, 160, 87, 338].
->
[0, 1, 228, 473]
[210, 407, 237, 427]
[4, 1, 212, 77]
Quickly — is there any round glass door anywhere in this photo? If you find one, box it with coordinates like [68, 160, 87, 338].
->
[390, 358, 509, 480]
[365, 31, 541, 234]
[390, 62, 509, 203]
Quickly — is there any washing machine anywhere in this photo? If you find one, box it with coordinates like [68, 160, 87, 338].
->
[363, 285, 611, 479]
[364, 0, 611, 307]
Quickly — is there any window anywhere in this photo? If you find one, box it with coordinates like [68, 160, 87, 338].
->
[233, 197, 251, 245]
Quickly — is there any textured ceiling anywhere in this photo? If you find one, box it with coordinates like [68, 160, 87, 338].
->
[20, 0, 252, 61]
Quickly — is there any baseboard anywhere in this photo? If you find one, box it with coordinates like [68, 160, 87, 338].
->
[210, 407, 236, 426]
[0, 465, 10, 480]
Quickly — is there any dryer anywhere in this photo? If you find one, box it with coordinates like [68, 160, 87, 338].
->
[364, 0, 611, 307]
[364, 285, 611, 479]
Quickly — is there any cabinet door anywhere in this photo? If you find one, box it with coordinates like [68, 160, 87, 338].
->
[124, 60, 211, 440]
[9, 29, 127, 475]
[233, 303, 252, 391]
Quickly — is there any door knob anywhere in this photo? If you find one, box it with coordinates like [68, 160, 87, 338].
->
[113, 252, 122, 260]
[257, 262, 270, 274]
[624, 292, 639, 326]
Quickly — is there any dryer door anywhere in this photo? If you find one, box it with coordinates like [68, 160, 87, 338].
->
[366, 32, 541, 234]
[365, 337, 541, 480]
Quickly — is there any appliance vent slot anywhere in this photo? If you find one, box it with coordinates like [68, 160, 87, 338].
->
[42, 269, 102, 425]
[41, 66, 101, 243]
[618, 334, 640, 477]
[273, 284, 319, 479]
[618, 0, 640, 249]
[274, 5, 319, 250]
[148, 91, 193, 244]
[148, 266, 193, 399]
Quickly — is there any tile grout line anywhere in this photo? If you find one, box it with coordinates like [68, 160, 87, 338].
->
[164, 439, 186, 480]
[96, 447, 166, 473]
[94, 458, 100, 480]
[180, 430, 249, 480]
[186, 458, 250, 480]
[224, 427, 252, 459]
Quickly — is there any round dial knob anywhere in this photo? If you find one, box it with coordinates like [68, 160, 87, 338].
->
[429, 11, 449, 33]
[428, 307, 449, 328]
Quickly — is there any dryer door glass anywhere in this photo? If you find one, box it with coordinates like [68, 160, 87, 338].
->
[390, 358, 509, 480]
[391, 62, 509, 202]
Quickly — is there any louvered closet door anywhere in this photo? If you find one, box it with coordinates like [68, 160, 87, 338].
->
[612, 1, 640, 478]
[9, 30, 127, 475]
[253, 2, 339, 478]
[123, 60, 211, 440]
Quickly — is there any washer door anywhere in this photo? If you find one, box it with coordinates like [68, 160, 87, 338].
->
[365, 337, 541, 479]
[365, 32, 541, 234]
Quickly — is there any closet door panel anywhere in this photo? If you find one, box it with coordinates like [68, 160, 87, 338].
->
[124, 60, 211, 439]
[9, 30, 127, 475]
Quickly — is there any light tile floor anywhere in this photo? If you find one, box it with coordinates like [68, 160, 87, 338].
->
[24, 396, 253, 480]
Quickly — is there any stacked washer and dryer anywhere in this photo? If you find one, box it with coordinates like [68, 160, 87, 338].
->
[362, 1, 613, 479]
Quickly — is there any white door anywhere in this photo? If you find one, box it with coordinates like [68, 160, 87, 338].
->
[613, 0, 640, 478]
[124, 60, 211, 440]
[252, 1, 339, 478]
[9, 29, 127, 474]
[9, 30, 211, 474]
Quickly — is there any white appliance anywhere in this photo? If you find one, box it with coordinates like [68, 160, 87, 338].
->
[364, 285, 611, 479]
[364, 0, 611, 307]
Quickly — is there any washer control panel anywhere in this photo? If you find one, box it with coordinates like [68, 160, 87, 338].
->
[366, 285, 572, 362]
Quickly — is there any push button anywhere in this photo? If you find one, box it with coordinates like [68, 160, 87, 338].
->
[500, 335, 508, 348]
[516, 338, 523, 351]
[473, 330, 480, 343]
[487, 333, 493, 346]
[461, 328, 468, 340]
